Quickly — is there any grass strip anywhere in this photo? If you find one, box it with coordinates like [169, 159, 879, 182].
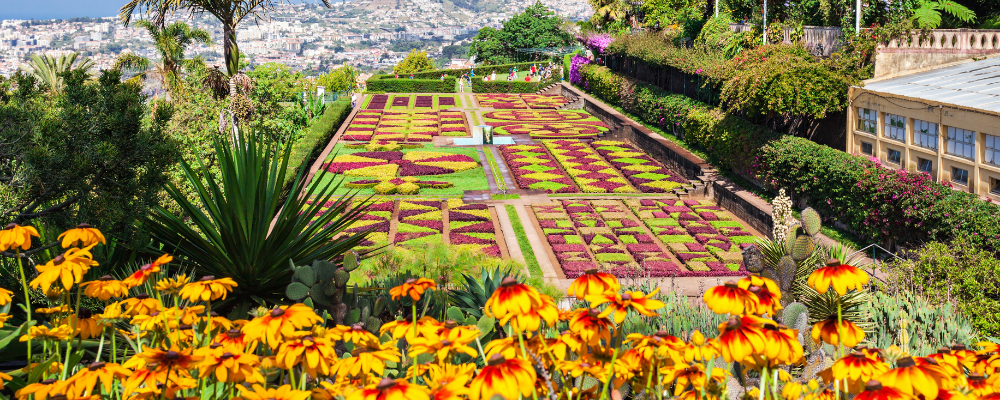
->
[492, 194, 521, 200]
[482, 149, 507, 192]
[506, 204, 542, 278]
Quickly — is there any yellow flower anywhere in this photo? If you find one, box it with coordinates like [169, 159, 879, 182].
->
[878, 356, 952, 399]
[96, 301, 126, 324]
[64, 361, 130, 396]
[15, 378, 68, 400]
[717, 315, 769, 364]
[345, 378, 430, 400]
[660, 363, 727, 397]
[408, 324, 479, 361]
[567, 308, 614, 346]
[587, 288, 665, 324]
[236, 384, 313, 400]
[21, 362, 64, 375]
[57, 223, 106, 248]
[136, 346, 203, 372]
[469, 354, 536, 400]
[682, 330, 720, 363]
[0, 371, 10, 390]
[831, 351, 891, 394]
[812, 316, 865, 347]
[198, 344, 264, 383]
[738, 275, 783, 315]
[484, 277, 549, 333]
[0, 313, 10, 328]
[389, 277, 437, 301]
[333, 342, 401, 377]
[0, 223, 39, 252]
[807, 259, 869, 296]
[703, 280, 757, 315]
[154, 274, 190, 295]
[30, 246, 99, 292]
[559, 359, 607, 380]
[854, 380, 914, 400]
[178, 276, 238, 302]
[59, 308, 106, 339]
[0, 287, 13, 306]
[121, 294, 163, 316]
[81, 275, 128, 301]
[35, 305, 71, 314]
[567, 268, 620, 300]
[20, 324, 73, 342]
[275, 333, 339, 377]
[122, 254, 171, 288]
[242, 303, 322, 349]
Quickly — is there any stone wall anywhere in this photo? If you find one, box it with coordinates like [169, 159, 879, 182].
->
[713, 180, 774, 238]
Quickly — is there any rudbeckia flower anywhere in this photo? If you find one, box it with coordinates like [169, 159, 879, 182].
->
[333, 342, 402, 377]
[123, 254, 172, 288]
[506, 293, 559, 333]
[878, 356, 951, 399]
[624, 330, 684, 362]
[568, 308, 614, 346]
[64, 361, 130, 396]
[738, 275, 782, 315]
[469, 354, 537, 400]
[345, 378, 430, 400]
[559, 359, 607, 380]
[812, 316, 865, 347]
[329, 323, 381, 347]
[749, 323, 802, 367]
[0, 313, 10, 328]
[966, 373, 995, 396]
[854, 380, 914, 400]
[389, 278, 437, 301]
[137, 346, 203, 372]
[484, 277, 546, 329]
[0, 223, 39, 252]
[20, 324, 72, 342]
[276, 333, 338, 377]
[57, 223, 106, 248]
[96, 301, 127, 324]
[408, 324, 479, 361]
[121, 294, 163, 316]
[154, 274, 190, 295]
[682, 330, 720, 363]
[567, 269, 620, 300]
[242, 303, 322, 349]
[178, 276, 238, 302]
[660, 363, 726, 397]
[703, 281, 757, 315]
[81, 276, 128, 301]
[60, 308, 106, 339]
[199, 344, 264, 383]
[427, 363, 476, 391]
[587, 288, 665, 324]
[807, 259, 869, 296]
[0, 287, 13, 306]
[237, 384, 313, 400]
[380, 316, 439, 340]
[30, 246, 99, 292]
[14, 378, 68, 400]
[831, 351, 891, 393]
[716, 315, 768, 363]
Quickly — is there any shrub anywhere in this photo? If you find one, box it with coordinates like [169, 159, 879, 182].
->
[605, 32, 727, 81]
[284, 100, 351, 186]
[472, 79, 549, 93]
[410, 61, 542, 79]
[365, 75, 456, 93]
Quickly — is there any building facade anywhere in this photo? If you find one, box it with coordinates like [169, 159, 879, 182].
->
[847, 56, 1000, 200]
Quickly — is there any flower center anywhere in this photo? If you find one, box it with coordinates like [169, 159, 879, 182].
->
[376, 378, 396, 391]
[441, 340, 452, 346]
[4, 223, 16, 230]
[135, 294, 150, 300]
[723, 280, 737, 288]
[952, 344, 967, 351]
[405, 278, 417, 284]
[850, 351, 865, 358]
[584, 268, 598, 275]
[227, 329, 242, 338]
[725, 317, 741, 330]
[87, 362, 105, 371]
[77, 223, 92, 228]
[621, 293, 632, 301]
[896, 356, 915, 368]
[500, 277, 519, 287]
[826, 258, 842, 267]
[864, 380, 882, 391]
[444, 320, 458, 329]
[210, 343, 223, 349]
[99, 275, 114, 281]
[221, 352, 234, 360]
[270, 308, 285, 318]
[52, 255, 65, 265]
[164, 350, 180, 360]
[200, 275, 215, 281]
[487, 354, 506, 366]
[41, 379, 57, 385]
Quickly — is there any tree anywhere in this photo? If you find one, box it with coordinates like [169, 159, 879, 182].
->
[119, 0, 332, 76]
[467, 2, 573, 64]
[0, 70, 176, 254]
[20, 53, 93, 93]
[113, 21, 212, 93]
[316, 64, 360, 93]
[393, 49, 435, 74]
[911, 0, 976, 28]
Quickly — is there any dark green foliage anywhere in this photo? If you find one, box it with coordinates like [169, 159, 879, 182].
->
[866, 289, 977, 354]
[605, 33, 727, 81]
[450, 267, 521, 319]
[471, 79, 548, 93]
[466, 2, 574, 65]
[409, 62, 542, 79]
[146, 134, 374, 311]
[365, 76, 457, 93]
[284, 100, 351, 186]
[0, 69, 176, 249]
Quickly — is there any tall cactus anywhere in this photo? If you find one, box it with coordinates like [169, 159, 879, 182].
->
[286, 251, 361, 324]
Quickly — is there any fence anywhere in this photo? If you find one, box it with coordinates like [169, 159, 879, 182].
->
[878, 29, 1000, 53]
[729, 24, 844, 56]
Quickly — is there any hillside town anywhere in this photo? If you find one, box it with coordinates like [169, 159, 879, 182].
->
[0, 0, 591, 77]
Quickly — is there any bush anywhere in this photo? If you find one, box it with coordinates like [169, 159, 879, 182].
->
[410, 61, 543, 79]
[471, 79, 548, 93]
[885, 240, 1000, 335]
[365, 75, 456, 93]
[284, 100, 352, 186]
[605, 32, 727, 81]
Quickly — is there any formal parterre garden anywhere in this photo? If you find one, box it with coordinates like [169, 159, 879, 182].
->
[475, 93, 568, 109]
[484, 109, 610, 139]
[500, 139, 690, 194]
[364, 94, 463, 110]
[534, 199, 752, 278]
[317, 143, 488, 195]
[342, 110, 470, 142]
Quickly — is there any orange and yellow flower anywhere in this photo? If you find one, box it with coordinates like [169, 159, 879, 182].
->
[567, 308, 614, 346]
[587, 288, 665, 324]
[567, 269, 620, 300]
[198, 344, 264, 383]
[0, 287, 13, 306]
[123, 254, 172, 288]
[854, 380, 912, 400]
[389, 278, 437, 301]
[807, 259, 869, 296]
[703, 281, 757, 315]
[154, 274, 190, 295]
[57, 223, 106, 248]
[345, 378, 430, 400]
[237, 384, 312, 400]
[64, 361, 131, 396]
[738, 275, 782, 315]
[716, 315, 768, 363]
[812, 316, 865, 347]
[484, 277, 550, 333]
[81, 275, 128, 301]
[178, 276, 238, 302]
[831, 351, 891, 393]
[276, 333, 338, 377]
[242, 303, 322, 349]
[30, 246, 99, 292]
[878, 356, 952, 399]
[121, 294, 163, 316]
[469, 355, 536, 400]
[0, 223, 39, 252]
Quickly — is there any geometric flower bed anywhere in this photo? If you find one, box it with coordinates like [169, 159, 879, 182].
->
[498, 144, 578, 193]
[364, 94, 463, 109]
[317, 143, 488, 196]
[543, 140, 637, 193]
[484, 110, 610, 139]
[366, 94, 389, 110]
[340, 110, 470, 142]
[448, 199, 500, 257]
[590, 140, 689, 193]
[344, 198, 393, 250]
[625, 198, 755, 274]
[520, 94, 569, 109]
[533, 199, 753, 278]
[395, 199, 444, 246]
[476, 94, 568, 109]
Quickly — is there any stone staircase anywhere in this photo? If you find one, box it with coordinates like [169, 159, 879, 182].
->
[534, 83, 561, 94]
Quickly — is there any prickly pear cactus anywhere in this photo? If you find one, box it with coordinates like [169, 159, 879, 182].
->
[286, 251, 361, 324]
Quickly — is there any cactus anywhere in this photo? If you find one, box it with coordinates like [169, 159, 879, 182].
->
[760, 208, 825, 299]
[286, 251, 361, 324]
[801, 207, 822, 236]
[781, 302, 809, 328]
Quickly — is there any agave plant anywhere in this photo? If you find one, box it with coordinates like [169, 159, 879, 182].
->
[147, 134, 377, 313]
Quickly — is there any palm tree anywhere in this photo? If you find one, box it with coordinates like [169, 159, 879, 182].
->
[119, 0, 332, 76]
[20, 53, 94, 93]
[113, 20, 211, 93]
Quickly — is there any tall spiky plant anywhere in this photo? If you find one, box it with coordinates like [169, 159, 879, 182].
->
[20, 53, 94, 93]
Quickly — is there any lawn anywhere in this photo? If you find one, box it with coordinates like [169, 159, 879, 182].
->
[314, 143, 490, 196]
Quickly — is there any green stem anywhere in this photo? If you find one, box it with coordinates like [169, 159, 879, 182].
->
[411, 303, 417, 338]
[759, 365, 767, 400]
[474, 336, 488, 365]
[516, 333, 538, 400]
[61, 283, 83, 380]
[599, 349, 619, 400]
[95, 327, 106, 362]
[15, 249, 32, 363]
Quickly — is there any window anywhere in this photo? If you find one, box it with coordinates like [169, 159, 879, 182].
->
[952, 167, 969, 186]
[987, 134, 1000, 166]
[946, 127, 975, 159]
[918, 158, 933, 174]
[888, 149, 902, 164]
[857, 108, 877, 134]
[885, 113, 906, 142]
[861, 141, 873, 155]
[993, 178, 1000, 195]
[914, 119, 939, 150]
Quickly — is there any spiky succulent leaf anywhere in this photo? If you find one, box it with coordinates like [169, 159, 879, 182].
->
[784, 225, 800, 254]
[311, 289, 331, 307]
[365, 316, 382, 334]
[333, 269, 350, 288]
[345, 308, 361, 325]
[801, 208, 822, 236]
[781, 302, 809, 328]
[792, 235, 815, 261]
[447, 306, 464, 322]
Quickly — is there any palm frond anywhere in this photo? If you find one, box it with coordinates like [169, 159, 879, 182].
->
[937, 0, 976, 23]
[113, 53, 151, 73]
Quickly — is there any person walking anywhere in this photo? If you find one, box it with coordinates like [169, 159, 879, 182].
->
[490, 71, 496, 81]
[459, 77, 465, 92]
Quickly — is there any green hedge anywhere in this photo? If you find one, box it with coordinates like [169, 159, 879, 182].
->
[410, 61, 545, 79]
[284, 100, 352, 186]
[365, 75, 456, 93]
[472, 78, 551, 93]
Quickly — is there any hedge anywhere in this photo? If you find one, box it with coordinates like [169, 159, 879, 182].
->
[472, 78, 551, 93]
[284, 100, 353, 186]
[365, 75, 456, 93]
[410, 61, 548, 79]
